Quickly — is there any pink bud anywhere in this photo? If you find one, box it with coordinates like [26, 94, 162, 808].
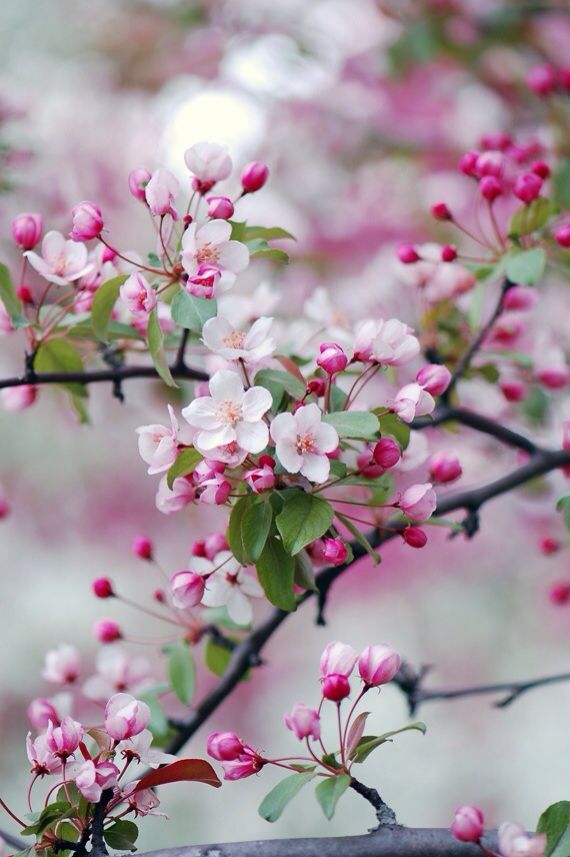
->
[397, 243, 419, 264]
[402, 526, 428, 548]
[185, 264, 220, 299]
[540, 537, 560, 555]
[198, 474, 231, 505]
[451, 805, 484, 843]
[284, 703, 321, 740]
[527, 64, 558, 96]
[373, 438, 401, 469]
[399, 483, 437, 522]
[358, 644, 401, 686]
[441, 245, 457, 262]
[480, 132, 511, 151]
[94, 619, 122, 643]
[562, 68, 570, 91]
[17, 285, 34, 304]
[191, 539, 207, 557]
[322, 674, 351, 702]
[479, 175, 503, 201]
[316, 341, 348, 375]
[500, 380, 527, 402]
[204, 532, 229, 559]
[132, 535, 153, 560]
[428, 450, 462, 484]
[555, 225, 570, 248]
[502, 285, 538, 311]
[320, 641, 357, 678]
[530, 160, 550, 179]
[0, 497, 10, 519]
[221, 754, 263, 780]
[431, 202, 452, 221]
[12, 213, 43, 250]
[1, 384, 38, 411]
[128, 168, 151, 202]
[92, 577, 114, 599]
[207, 195, 234, 220]
[356, 449, 385, 479]
[514, 173, 542, 204]
[241, 161, 269, 193]
[416, 364, 452, 396]
[312, 538, 348, 566]
[459, 150, 479, 176]
[245, 464, 276, 494]
[69, 200, 104, 241]
[170, 570, 206, 609]
[476, 151, 505, 178]
[538, 367, 568, 390]
[104, 693, 150, 740]
[549, 582, 570, 605]
[307, 378, 326, 397]
[46, 716, 84, 759]
[207, 732, 245, 761]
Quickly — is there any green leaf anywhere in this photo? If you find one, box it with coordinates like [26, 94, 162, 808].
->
[378, 412, 411, 449]
[147, 308, 177, 387]
[250, 246, 289, 263]
[91, 275, 127, 341]
[166, 447, 203, 490]
[20, 802, 73, 836]
[35, 339, 88, 400]
[139, 688, 169, 738]
[557, 496, 570, 530]
[166, 640, 195, 705]
[505, 248, 546, 286]
[323, 410, 379, 440]
[294, 549, 318, 591]
[259, 771, 316, 823]
[243, 226, 296, 242]
[256, 536, 296, 611]
[204, 637, 232, 677]
[171, 288, 217, 331]
[0, 262, 26, 325]
[508, 198, 557, 238]
[537, 801, 570, 857]
[350, 722, 427, 764]
[276, 492, 334, 555]
[315, 774, 351, 820]
[227, 496, 255, 565]
[242, 499, 273, 562]
[335, 512, 381, 564]
[255, 368, 306, 402]
[103, 820, 139, 852]
[553, 160, 570, 210]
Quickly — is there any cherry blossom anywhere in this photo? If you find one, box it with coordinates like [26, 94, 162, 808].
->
[270, 403, 339, 483]
[202, 315, 275, 365]
[104, 693, 150, 741]
[354, 318, 420, 366]
[144, 168, 179, 218]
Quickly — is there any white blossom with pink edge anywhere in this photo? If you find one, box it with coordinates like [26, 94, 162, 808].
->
[155, 475, 196, 514]
[82, 647, 153, 702]
[497, 822, 546, 857]
[25, 231, 92, 286]
[116, 729, 177, 770]
[354, 318, 420, 366]
[200, 551, 263, 626]
[181, 220, 250, 293]
[182, 369, 271, 454]
[42, 644, 81, 685]
[136, 405, 195, 475]
[392, 383, 435, 424]
[184, 142, 232, 184]
[270, 403, 339, 483]
[144, 168, 179, 219]
[202, 315, 276, 366]
[104, 693, 150, 741]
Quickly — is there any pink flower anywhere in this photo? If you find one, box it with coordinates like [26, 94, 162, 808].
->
[185, 264, 220, 299]
[397, 244, 420, 264]
[104, 693, 150, 741]
[207, 732, 244, 761]
[373, 438, 401, 469]
[514, 173, 542, 204]
[116, 729, 177, 769]
[284, 703, 321, 740]
[145, 168, 179, 218]
[244, 462, 276, 494]
[399, 483, 437, 522]
[527, 64, 558, 96]
[45, 716, 83, 759]
[451, 806, 484, 843]
[169, 569, 207, 609]
[354, 319, 420, 366]
[184, 142, 232, 191]
[75, 759, 119, 802]
[322, 674, 351, 701]
[498, 822, 546, 857]
[27, 693, 71, 730]
[155, 475, 196, 514]
[121, 782, 165, 817]
[358, 644, 401, 687]
[181, 220, 249, 292]
[503, 286, 538, 311]
[12, 213, 43, 250]
[416, 364, 452, 396]
[128, 168, 151, 201]
[221, 750, 263, 780]
[535, 347, 569, 389]
[26, 733, 61, 776]
[555, 225, 570, 248]
[241, 162, 269, 193]
[207, 196, 234, 220]
[317, 342, 348, 375]
[203, 532, 229, 559]
[182, 369, 271, 455]
[42, 644, 81, 685]
[136, 405, 193, 475]
[120, 273, 156, 315]
[311, 538, 348, 566]
[1, 384, 37, 411]
[83, 647, 152, 702]
[69, 201, 104, 241]
[270, 403, 339, 483]
[25, 230, 92, 285]
[202, 316, 275, 365]
[94, 620, 122, 643]
[392, 383, 435, 423]
[428, 451, 462, 484]
[132, 535, 153, 559]
[320, 641, 357, 679]
[480, 175, 503, 201]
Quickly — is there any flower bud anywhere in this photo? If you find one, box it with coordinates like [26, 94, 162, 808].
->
[428, 450, 462, 484]
[527, 64, 558, 96]
[284, 703, 321, 740]
[17, 285, 33, 304]
[94, 619, 122, 643]
[128, 168, 151, 202]
[132, 535, 153, 560]
[245, 464, 276, 494]
[480, 132, 511, 151]
[479, 175, 503, 201]
[403, 526, 428, 548]
[320, 641, 357, 678]
[416, 364, 452, 396]
[539, 537, 560, 555]
[120, 273, 156, 315]
[503, 285, 538, 311]
[476, 151, 504, 178]
[316, 342, 348, 375]
[1, 384, 37, 411]
[307, 378, 326, 397]
[46, 717, 84, 759]
[311, 538, 348, 566]
[358, 644, 401, 687]
[170, 570, 206, 609]
[191, 539, 207, 557]
[431, 202, 452, 220]
[459, 150, 479, 176]
[27, 697, 62, 730]
[549, 582, 570, 605]
[322, 674, 350, 701]
[441, 244, 457, 262]
[500, 379, 527, 402]
[92, 577, 114, 599]
[514, 173, 542, 204]
[207, 731, 244, 761]
[241, 161, 269, 193]
[185, 264, 220, 299]
[104, 693, 150, 740]
[397, 243, 419, 264]
[399, 483, 437, 522]
[69, 201, 104, 241]
[154, 588, 166, 603]
[204, 532, 229, 559]
[373, 438, 401, 469]
[356, 449, 385, 479]
[12, 213, 43, 250]
[555, 225, 570, 248]
[207, 195, 234, 220]
[530, 160, 550, 179]
[451, 805, 484, 843]
[0, 497, 10, 519]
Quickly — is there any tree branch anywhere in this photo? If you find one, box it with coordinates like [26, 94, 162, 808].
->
[0, 362, 208, 390]
[349, 777, 397, 828]
[412, 405, 539, 455]
[0, 828, 26, 851]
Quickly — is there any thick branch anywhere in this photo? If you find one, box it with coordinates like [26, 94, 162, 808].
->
[0, 362, 208, 390]
[412, 405, 539, 454]
[350, 777, 397, 827]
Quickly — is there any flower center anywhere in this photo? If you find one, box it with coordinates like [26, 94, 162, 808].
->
[216, 399, 242, 427]
[53, 255, 68, 276]
[296, 432, 316, 455]
[196, 243, 220, 265]
[223, 331, 246, 349]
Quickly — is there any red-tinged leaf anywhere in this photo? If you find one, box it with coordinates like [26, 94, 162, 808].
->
[133, 759, 221, 791]
[346, 711, 370, 757]
[274, 354, 306, 386]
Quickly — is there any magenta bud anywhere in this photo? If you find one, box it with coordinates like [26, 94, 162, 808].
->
[93, 619, 122, 643]
[92, 577, 114, 598]
[358, 644, 401, 687]
[397, 243, 419, 264]
[204, 532, 229, 559]
[451, 806, 484, 843]
[416, 364, 452, 396]
[555, 225, 570, 248]
[191, 539, 207, 557]
[12, 213, 43, 250]
[428, 450, 462, 484]
[307, 378, 326, 397]
[459, 150, 479, 176]
[312, 538, 348, 566]
[514, 173, 542, 204]
[530, 160, 550, 179]
[373, 438, 401, 469]
[322, 674, 351, 702]
[241, 161, 269, 193]
[431, 202, 452, 221]
[16, 285, 34, 304]
[316, 341, 348, 375]
[69, 200, 104, 241]
[540, 537, 560, 555]
[207, 731, 244, 761]
[527, 64, 558, 96]
[479, 175, 503, 201]
[1, 384, 38, 411]
[503, 285, 538, 311]
[500, 380, 527, 402]
[402, 526, 428, 548]
[128, 168, 151, 202]
[441, 244, 457, 262]
[206, 195, 235, 220]
[549, 582, 570, 605]
[132, 535, 153, 560]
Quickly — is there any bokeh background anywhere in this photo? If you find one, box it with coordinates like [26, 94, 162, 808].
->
[1, 0, 570, 850]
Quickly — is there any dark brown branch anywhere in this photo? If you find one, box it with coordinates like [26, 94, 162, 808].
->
[414, 670, 570, 710]
[412, 405, 538, 454]
[0, 362, 208, 390]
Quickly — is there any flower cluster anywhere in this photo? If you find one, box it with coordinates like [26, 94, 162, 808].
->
[451, 804, 546, 857]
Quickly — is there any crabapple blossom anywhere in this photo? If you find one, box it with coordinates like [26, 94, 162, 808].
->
[1, 384, 37, 411]
[82, 647, 152, 702]
[42, 644, 81, 685]
[155, 474, 196, 514]
[548, 582, 570, 605]
[144, 168, 179, 218]
[75, 760, 119, 803]
[45, 716, 83, 759]
[403, 526, 428, 548]
[555, 224, 570, 247]
[69, 201, 104, 241]
[207, 196, 234, 220]
[197, 473, 232, 505]
[11, 212, 43, 249]
[27, 693, 71, 730]
[94, 619, 122, 643]
[497, 822, 546, 857]
[244, 460, 276, 493]
[200, 551, 263, 625]
[503, 285, 539, 311]
[185, 263, 221, 299]
[25, 230, 92, 285]
[284, 704, 321, 740]
[181, 220, 250, 292]
[316, 342, 348, 375]
[358, 644, 401, 687]
[0, 299, 13, 335]
[373, 438, 401, 469]
[322, 674, 351, 702]
[128, 168, 151, 201]
[535, 347, 569, 389]
[451, 805, 484, 842]
[480, 175, 503, 201]
[514, 173, 542, 204]
[169, 569, 207, 609]
[354, 318, 420, 366]
[104, 693, 150, 741]
[270, 403, 339, 483]
[120, 273, 156, 315]
[207, 732, 245, 761]
[182, 369, 271, 454]
[431, 202, 452, 220]
[184, 142, 232, 190]
[399, 483, 437, 522]
[540, 536, 560, 555]
[26, 733, 62, 776]
[527, 64, 558, 96]
[132, 535, 153, 559]
[392, 383, 435, 423]
[397, 244, 420, 264]
[202, 316, 275, 365]
[121, 783, 165, 817]
[459, 150, 479, 175]
[203, 532, 229, 559]
[116, 729, 177, 769]
[241, 161, 269, 193]
[311, 538, 348, 565]
[441, 244, 457, 262]
[428, 451, 462, 484]
[320, 641, 357, 679]
[136, 404, 193, 475]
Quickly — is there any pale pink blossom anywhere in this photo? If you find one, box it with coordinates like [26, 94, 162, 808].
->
[354, 318, 420, 366]
[1, 384, 37, 411]
[136, 405, 194, 475]
[198, 473, 232, 505]
[202, 316, 275, 365]
[270, 403, 338, 483]
[181, 220, 249, 293]
[184, 142, 232, 188]
[429, 451, 462, 484]
[200, 551, 263, 625]
[320, 641, 358, 678]
[399, 483, 437, 522]
[82, 648, 153, 702]
[358, 644, 401, 686]
[116, 729, 177, 769]
[75, 760, 119, 802]
[120, 273, 156, 315]
[169, 569, 207, 609]
[104, 693, 150, 741]
[207, 732, 244, 761]
[27, 693, 72, 730]
[284, 704, 320, 740]
[498, 822, 546, 857]
[122, 782, 166, 817]
[185, 264, 220, 299]
[25, 230, 92, 285]
[416, 364, 452, 396]
[26, 732, 62, 776]
[45, 716, 83, 759]
[244, 461, 276, 494]
[145, 168, 179, 218]
[182, 369, 271, 454]
[392, 383, 435, 423]
[69, 201, 104, 241]
[155, 475, 196, 514]
[220, 752, 263, 780]
[42, 644, 81, 685]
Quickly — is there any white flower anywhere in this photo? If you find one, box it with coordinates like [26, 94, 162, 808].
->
[82, 648, 153, 702]
[116, 729, 178, 770]
[184, 142, 232, 184]
[200, 551, 263, 625]
[270, 403, 338, 483]
[202, 316, 275, 365]
[218, 281, 280, 327]
[136, 405, 195, 475]
[144, 168, 179, 218]
[25, 231, 92, 286]
[354, 318, 420, 366]
[498, 822, 546, 857]
[181, 220, 249, 292]
[392, 383, 435, 423]
[182, 369, 271, 454]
